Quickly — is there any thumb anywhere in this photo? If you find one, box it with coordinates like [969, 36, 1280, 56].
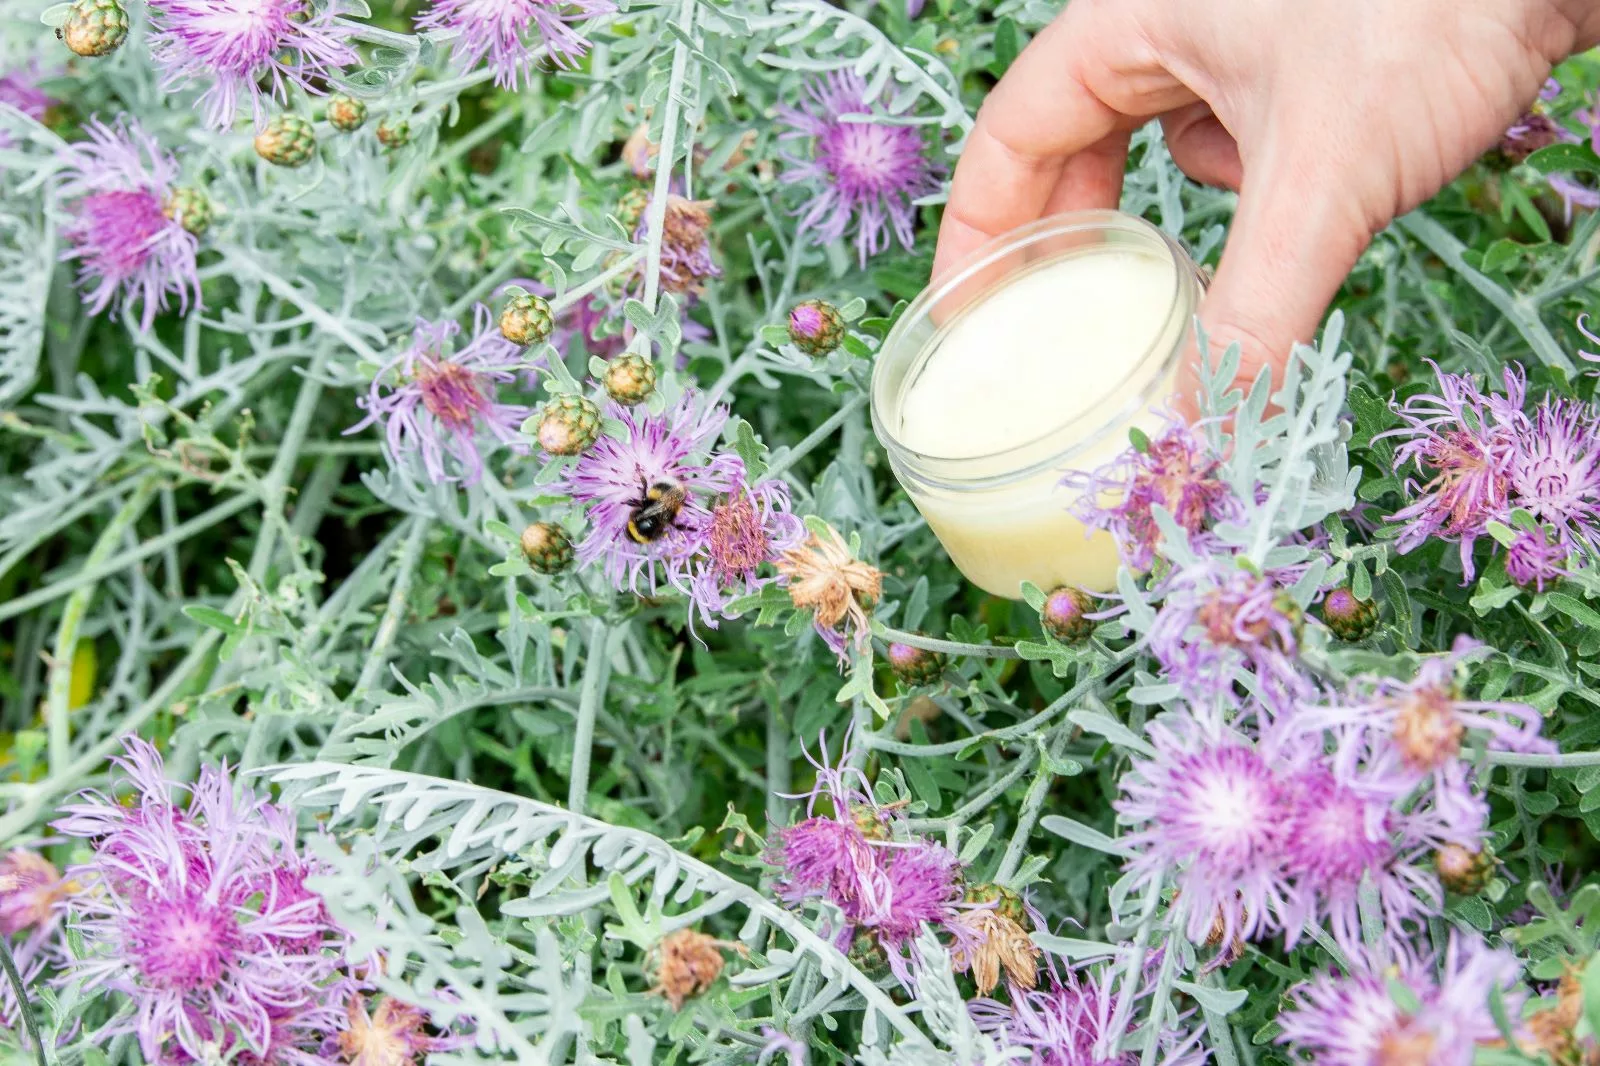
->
[1185, 156, 1374, 407]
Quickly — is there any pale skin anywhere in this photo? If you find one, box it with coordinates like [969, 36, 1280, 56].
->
[934, 0, 1600, 392]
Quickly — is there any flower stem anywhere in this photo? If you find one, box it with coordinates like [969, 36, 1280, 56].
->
[764, 394, 866, 480]
[352, 516, 432, 699]
[0, 937, 44, 1066]
[1395, 212, 1573, 372]
[875, 624, 1023, 660]
[568, 620, 613, 815]
[640, 0, 698, 314]
[45, 477, 159, 773]
[1487, 749, 1600, 768]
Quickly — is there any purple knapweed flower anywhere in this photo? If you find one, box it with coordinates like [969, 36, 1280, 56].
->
[56, 119, 201, 333]
[1507, 395, 1600, 554]
[632, 195, 722, 296]
[0, 62, 59, 150]
[777, 71, 942, 265]
[1381, 362, 1527, 580]
[1505, 526, 1569, 590]
[1275, 760, 1436, 956]
[347, 304, 531, 486]
[557, 391, 744, 599]
[971, 961, 1208, 1066]
[145, 0, 359, 130]
[51, 736, 351, 1065]
[0, 849, 69, 938]
[1278, 934, 1526, 1066]
[767, 733, 893, 920]
[1115, 711, 1290, 946]
[1146, 557, 1306, 703]
[868, 840, 961, 954]
[1297, 636, 1551, 778]
[689, 480, 804, 625]
[1068, 420, 1240, 573]
[417, 0, 614, 88]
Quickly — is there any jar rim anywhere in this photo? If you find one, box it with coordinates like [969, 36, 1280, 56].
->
[869, 209, 1197, 490]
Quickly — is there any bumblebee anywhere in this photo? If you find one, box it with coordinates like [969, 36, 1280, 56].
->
[626, 476, 690, 544]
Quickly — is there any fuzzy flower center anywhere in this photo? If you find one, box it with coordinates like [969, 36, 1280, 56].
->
[133, 893, 241, 990]
[817, 119, 925, 197]
[415, 359, 490, 431]
[709, 493, 769, 580]
[1391, 683, 1465, 771]
[1419, 429, 1507, 534]
[1164, 746, 1282, 866]
[174, 0, 309, 70]
[1282, 771, 1393, 883]
[74, 189, 169, 275]
[1375, 1023, 1436, 1066]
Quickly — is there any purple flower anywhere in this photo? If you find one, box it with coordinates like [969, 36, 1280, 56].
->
[417, 0, 614, 88]
[1278, 934, 1526, 1066]
[0, 848, 72, 1029]
[0, 62, 59, 149]
[1115, 712, 1289, 946]
[347, 304, 531, 485]
[52, 737, 350, 1065]
[868, 840, 961, 951]
[777, 72, 942, 265]
[1381, 362, 1524, 580]
[146, 0, 359, 130]
[1298, 636, 1551, 777]
[1068, 420, 1240, 573]
[1146, 558, 1306, 702]
[757, 1027, 807, 1066]
[1507, 396, 1600, 554]
[1505, 526, 1568, 589]
[972, 962, 1207, 1066]
[56, 119, 201, 333]
[767, 734, 893, 920]
[689, 480, 804, 624]
[557, 391, 742, 595]
[1275, 761, 1436, 955]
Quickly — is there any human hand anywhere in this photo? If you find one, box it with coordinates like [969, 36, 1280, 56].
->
[934, 0, 1600, 394]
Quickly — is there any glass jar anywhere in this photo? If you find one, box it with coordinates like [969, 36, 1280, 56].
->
[869, 210, 1205, 599]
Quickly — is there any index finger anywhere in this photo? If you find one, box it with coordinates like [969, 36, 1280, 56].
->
[932, 4, 1189, 278]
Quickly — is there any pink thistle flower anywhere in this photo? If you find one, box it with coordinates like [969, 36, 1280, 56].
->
[777, 72, 943, 265]
[971, 961, 1208, 1066]
[0, 62, 59, 150]
[1067, 420, 1240, 573]
[869, 840, 961, 949]
[1278, 934, 1526, 1066]
[632, 195, 721, 296]
[51, 737, 351, 1065]
[1146, 558, 1307, 703]
[1115, 713, 1290, 946]
[56, 118, 201, 333]
[0, 849, 70, 937]
[417, 0, 615, 88]
[688, 480, 804, 626]
[1297, 636, 1551, 777]
[346, 304, 531, 486]
[1507, 396, 1600, 555]
[146, 0, 359, 130]
[557, 391, 744, 602]
[1505, 526, 1569, 590]
[1380, 362, 1525, 581]
[1275, 761, 1437, 956]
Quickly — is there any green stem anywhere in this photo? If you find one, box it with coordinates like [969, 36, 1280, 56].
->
[550, 251, 645, 315]
[875, 624, 1022, 660]
[766, 690, 790, 828]
[764, 395, 866, 480]
[0, 936, 45, 1066]
[1487, 749, 1600, 768]
[639, 0, 698, 314]
[45, 478, 160, 772]
[1139, 930, 1183, 1066]
[1395, 212, 1573, 372]
[994, 727, 1071, 884]
[568, 620, 613, 814]
[352, 517, 432, 699]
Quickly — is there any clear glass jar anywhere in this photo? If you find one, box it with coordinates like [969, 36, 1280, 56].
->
[870, 210, 1205, 599]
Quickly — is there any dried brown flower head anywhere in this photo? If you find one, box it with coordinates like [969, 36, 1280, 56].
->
[949, 908, 1040, 996]
[650, 928, 745, 1010]
[338, 994, 448, 1066]
[776, 524, 882, 653]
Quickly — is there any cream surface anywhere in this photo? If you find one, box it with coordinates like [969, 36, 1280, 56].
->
[896, 249, 1178, 458]
[887, 246, 1183, 598]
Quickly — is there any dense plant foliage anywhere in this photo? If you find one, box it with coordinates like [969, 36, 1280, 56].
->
[6, 1, 1600, 1063]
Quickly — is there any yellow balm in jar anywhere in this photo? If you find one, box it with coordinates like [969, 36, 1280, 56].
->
[870, 211, 1205, 599]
